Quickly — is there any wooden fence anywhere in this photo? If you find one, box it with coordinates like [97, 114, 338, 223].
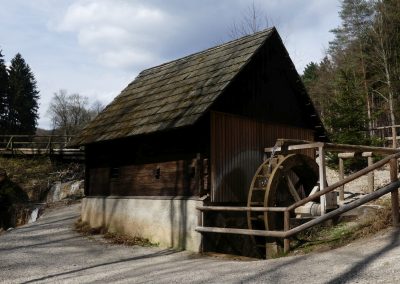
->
[0, 135, 83, 160]
[196, 140, 400, 256]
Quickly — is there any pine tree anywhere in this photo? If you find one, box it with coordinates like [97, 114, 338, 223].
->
[8, 53, 39, 134]
[330, 0, 374, 135]
[302, 62, 318, 88]
[325, 69, 368, 145]
[0, 50, 8, 132]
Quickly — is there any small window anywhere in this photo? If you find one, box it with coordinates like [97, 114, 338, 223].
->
[190, 166, 196, 178]
[154, 167, 161, 179]
[110, 167, 119, 179]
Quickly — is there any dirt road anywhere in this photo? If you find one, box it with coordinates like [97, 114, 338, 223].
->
[1, 203, 400, 283]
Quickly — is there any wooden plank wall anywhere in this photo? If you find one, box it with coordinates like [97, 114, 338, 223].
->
[210, 112, 314, 203]
[88, 159, 198, 196]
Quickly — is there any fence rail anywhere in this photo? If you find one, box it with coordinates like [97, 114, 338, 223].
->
[196, 140, 400, 256]
[0, 135, 83, 160]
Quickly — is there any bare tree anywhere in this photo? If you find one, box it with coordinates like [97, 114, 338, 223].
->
[47, 90, 92, 136]
[89, 100, 105, 120]
[370, 0, 398, 130]
[229, 2, 272, 39]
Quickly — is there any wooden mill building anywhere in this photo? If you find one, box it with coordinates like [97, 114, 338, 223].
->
[73, 27, 324, 253]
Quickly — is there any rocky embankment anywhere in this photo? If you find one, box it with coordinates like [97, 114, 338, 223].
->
[0, 159, 85, 233]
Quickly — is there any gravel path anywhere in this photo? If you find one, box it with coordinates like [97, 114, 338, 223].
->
[1, 203, 400, 284]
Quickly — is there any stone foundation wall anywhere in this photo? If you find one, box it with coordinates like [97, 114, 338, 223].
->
[81, 196, 203, 252]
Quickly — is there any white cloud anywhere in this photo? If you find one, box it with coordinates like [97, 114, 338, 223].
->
[56, 0, 179, 69]
[1, 0, 341, 129]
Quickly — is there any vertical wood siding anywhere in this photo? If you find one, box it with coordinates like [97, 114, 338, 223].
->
[210, 112, 314, 203]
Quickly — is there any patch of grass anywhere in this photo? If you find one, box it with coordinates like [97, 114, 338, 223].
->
[74, 218, 158, 247]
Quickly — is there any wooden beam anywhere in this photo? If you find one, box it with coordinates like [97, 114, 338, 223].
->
[324, 143, 399, 155]
[375, 125, 400, 130]
[338, 152, 355, 159]
[286, 152, 400, 212]
[286, 176, 301, 202]
[264, 142, 323, 153]
[339, 157, 345, 201]
[195, 226, 284, 238]
[197, 180, 400, 239]
[385, 136, 400, 141]
[284, 179, 400, 238]
[283, 211, 290, 253]
[367, 156, 374, 193]
[318, 145, 326, 215]
[390, 159, 400, 227]
[265, 140, 400, 155]
[196, 206, 286, 212]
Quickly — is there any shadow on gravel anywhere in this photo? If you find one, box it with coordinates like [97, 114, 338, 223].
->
[234, 254, 307, 283]
[22, 249, 178, 284]
[327, 228, 400, 284]
[0, 235, 81, 252]
[14, 215, 78, 231]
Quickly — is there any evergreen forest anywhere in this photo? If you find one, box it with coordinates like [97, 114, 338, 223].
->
[302, 0, 400, 145]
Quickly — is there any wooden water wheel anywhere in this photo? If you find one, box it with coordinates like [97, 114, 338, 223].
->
[247, 153, 319, 257]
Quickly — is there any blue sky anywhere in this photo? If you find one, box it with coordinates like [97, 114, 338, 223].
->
[0, 0, 341, 129]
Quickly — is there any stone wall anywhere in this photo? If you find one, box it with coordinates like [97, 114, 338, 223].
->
[81, 196, 203, 252]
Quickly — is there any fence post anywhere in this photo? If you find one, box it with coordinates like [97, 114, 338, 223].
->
[390, 158, 400, 227]
[360, 152, 375, 193]
[11, 136, 14, 155]
[283, 210, 290, 254]
[339, 157, 344, 201]
[392, 126, 397, 149]
[318, 145, 326, 215]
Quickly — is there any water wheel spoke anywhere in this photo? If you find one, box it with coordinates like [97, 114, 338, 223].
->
[286, 175, 301, 202]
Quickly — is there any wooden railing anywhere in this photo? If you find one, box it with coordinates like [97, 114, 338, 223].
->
[196, 141, 400, 255]
[0, 135, 83, 159]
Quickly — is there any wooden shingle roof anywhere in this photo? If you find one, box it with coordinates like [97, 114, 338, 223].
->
[72, 28, 275, 145]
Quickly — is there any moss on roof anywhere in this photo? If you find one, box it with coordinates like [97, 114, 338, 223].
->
[72, 28, 276, 145]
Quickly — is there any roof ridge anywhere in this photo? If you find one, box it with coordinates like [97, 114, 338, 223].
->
[139, 27, 275, 75]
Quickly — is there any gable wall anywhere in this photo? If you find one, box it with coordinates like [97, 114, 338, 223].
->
[209, 33, 316, 203]
[212, 32, 315, 129]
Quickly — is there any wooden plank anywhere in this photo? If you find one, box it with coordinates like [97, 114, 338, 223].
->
[338, 152, 355, 159]
[196, 206, 286, 212]
[266, 139, 400, 155]
[286, 175, 301, 202]
[195, 226, 284, 238]
[324, 143, 399, 155]
[197, 180, 400, 239]
[286, 152, 400, 212]
[264, 142, 322, 152]
[375, 125, 400, 130]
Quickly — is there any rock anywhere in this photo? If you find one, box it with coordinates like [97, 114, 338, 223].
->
[46, 180, 84, 203]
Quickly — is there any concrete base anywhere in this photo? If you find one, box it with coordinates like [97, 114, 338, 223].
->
[81, 196, 203, 252]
